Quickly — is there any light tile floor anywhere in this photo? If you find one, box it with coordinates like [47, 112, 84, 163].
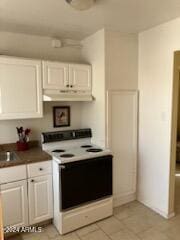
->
[6, 175, 180, 240]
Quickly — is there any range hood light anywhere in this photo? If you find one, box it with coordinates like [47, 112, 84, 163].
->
[43, 90, 94, 102]
[65, 0, 95, 11]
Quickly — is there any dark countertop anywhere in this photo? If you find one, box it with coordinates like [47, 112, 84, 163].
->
[0, 141, 52, 168]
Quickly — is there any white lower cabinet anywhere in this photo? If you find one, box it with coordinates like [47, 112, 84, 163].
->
[0, 161, 53, 230]
[28, 175, 53, 225]
[1, 180, 28, 227]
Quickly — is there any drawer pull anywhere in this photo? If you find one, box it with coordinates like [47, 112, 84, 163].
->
[31, 179, 35, 183]
[39, 168, 43, 171]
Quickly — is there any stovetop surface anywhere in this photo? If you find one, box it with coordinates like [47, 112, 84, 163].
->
[42, 129, 111, 164]
[46, 144, 111, 164]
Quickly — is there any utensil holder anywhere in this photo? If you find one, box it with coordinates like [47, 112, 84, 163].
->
[16, 141, 29, 151]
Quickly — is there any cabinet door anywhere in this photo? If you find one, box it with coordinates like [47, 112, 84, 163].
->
[42, 61, 69, 90]
[28, 175, 53, 225]
[0, 56, 43, 120]
[69, 64, 91, 91]
[0, 180, 28, 228]
[107, 91, 138, 207]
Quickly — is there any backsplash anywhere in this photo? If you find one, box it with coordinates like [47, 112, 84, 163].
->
[0, 102, 83, 144]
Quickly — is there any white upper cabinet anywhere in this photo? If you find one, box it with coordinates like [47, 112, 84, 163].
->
[69, 64, 91, 91]
[42, 61, 69, 90]
[0, 56, 92, 120]
[42, 61, 92, 91]
[0, 56, 43, 120]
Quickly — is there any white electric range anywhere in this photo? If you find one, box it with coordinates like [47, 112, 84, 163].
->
[42, 129, 113, 235]
[43, 141, 111, 164]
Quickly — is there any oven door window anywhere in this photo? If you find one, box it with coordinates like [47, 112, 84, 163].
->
[60, 155, 112, 210]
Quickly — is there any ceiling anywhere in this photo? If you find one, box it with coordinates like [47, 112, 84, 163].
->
[1, 0, 180, 40]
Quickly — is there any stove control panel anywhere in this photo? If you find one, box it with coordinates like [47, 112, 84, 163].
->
[42, 128, 92, 143]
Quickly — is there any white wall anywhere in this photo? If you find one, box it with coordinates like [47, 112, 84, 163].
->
[81, 29, 106, 147]
[105, 31, 138, 90]
[0, 31, 85, 144]
[138, 17, 180, 217]
[81, 30, 138, 148]
[0, 31, 83, 62]
[0, 102, 83, 144]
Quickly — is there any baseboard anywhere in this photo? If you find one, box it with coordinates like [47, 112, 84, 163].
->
[167, 212, 175, 219]
[137, 197, 175, 219]
[113, 193, 136, 207]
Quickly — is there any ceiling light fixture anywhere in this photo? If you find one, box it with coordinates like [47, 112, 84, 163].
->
[65, 0, 95, 11]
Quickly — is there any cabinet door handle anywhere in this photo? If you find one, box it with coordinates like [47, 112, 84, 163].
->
[31, 179, 35, 183]
[66, 84, 69, 87]
[39, 168, 43, 171]
[70, 85, 73, 88]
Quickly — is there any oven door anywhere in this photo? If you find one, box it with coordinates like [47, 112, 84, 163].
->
[59, 155, 112, 210]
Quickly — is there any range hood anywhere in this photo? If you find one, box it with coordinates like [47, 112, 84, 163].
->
[43, 90, 93, 102]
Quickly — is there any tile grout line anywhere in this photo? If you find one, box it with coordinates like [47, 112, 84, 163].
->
[78, 222, 111, 240]
[95, 227, 112, 240]
[76, 223, 101, 240]
[113, 212, 152, 239]
[96, 217, 126, 240]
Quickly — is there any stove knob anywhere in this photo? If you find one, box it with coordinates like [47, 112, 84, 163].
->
[72, 131, 76, 138]
[60, 165, 66, 169]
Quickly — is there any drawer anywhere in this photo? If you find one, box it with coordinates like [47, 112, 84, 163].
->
[27, 161, 52, 178]
[60, 198, 113, 234]
[0, 165, 27, 184]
